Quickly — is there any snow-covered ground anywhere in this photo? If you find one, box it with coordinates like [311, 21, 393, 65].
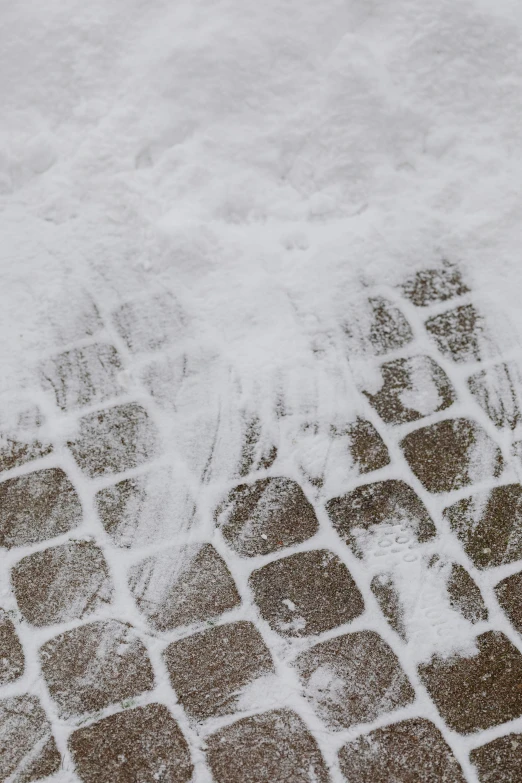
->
[2, 1, 522, 782]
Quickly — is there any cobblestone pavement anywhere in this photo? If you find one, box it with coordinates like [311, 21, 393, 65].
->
[1, 263, 522, 783]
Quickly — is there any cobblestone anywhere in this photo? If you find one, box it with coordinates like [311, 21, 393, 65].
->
[41, 343, 124, 412]
[0, 609, 24, 685]
[40, 619, 154, 718]
[164, 621, 274, 721]
[68, 402, 159, 477]
[401, 263, 469, 306]
[444, 483, 522, 568]
[95, 466, 195, 548]
[0, 467, 82, 549]
[128, 543, 241, 631]
[294, 630, 415, 730]
[470, 732, 522, 783]
[0, 695, 60, 783]
[339, 717, 466, 782]
[205, 709, 330, 783]
[249, 549, 364, 638]
[468, 361, 522, 429]
[418, 631, 522, 733]
[401, 418, 503, 493]
[494, 570, 522, 635]
[425, 304, 485, 363]
[363, 355, 456, 425]
[12, 540, 113, 626]
[217, 477, 319, 557]
[69, 704, 193, 783]
[326, 479, 437, 557]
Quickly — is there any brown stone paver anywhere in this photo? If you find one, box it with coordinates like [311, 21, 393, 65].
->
[164, 621, 274, 721]
[294, 631, 415, 730]
[0, 436, 52, 475]
[468, 361, 522, 429]
[418, 631, 522, 733]
[40, 619, 154, 718]
[249, 549, 364, 638]
[343, 418, 390, 474]
[401, 418, 503, 493]
[470, 732, 522, 783]
[444, 484, 522, 569]
[446, 562, 488, 624]
[401, 263, 469, 306]
[425, 304, 485, 363]
[12, 540, 113, 626]
[363, 355, 456, 425]
[0, 467, 82, 549]
[0, 609, 24, 685]
[371, 572, 407, 639]
[95, 467, 195, 548]
[68, 402, 159, 477]
[69, 704, 193, 783]
[495, 570, 522, 635]
[128, 543, 240, 631]
[339, 717, 467, 782]
[113, 293, 184, 354]
[326, 479, 436, 557]
[217, 477, 319, 557]
[206, 709, 330, 783]
[41, 343, 124, 412]
[0, 695, 61, 783]
[366, 296, 414, 355]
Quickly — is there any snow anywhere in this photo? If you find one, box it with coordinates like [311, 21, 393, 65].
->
[2, 0, 522, 781]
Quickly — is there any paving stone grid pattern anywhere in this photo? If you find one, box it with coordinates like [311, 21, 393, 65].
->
[1, 263, 522, 783]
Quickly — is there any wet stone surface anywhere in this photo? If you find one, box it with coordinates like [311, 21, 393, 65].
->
[0, 695, 61, 783]
[326, 479, 436, 558]
[68, 402, 159, 477]
[95, 467, 195, 548]
[128, 543, 240, 631]
[0, 609, 24, 685]
[425, 304, 485, 363]
[343, 418, 390, 474]
[468, 361, 522, 429]
[217, 477, 319, 557]
[294, 630, 415, 730]
[418, 631, 522, 733]
[401, 263, 469, 307]
[363, 355, 456, 425]
[12, 540, 113, 627]
[40, 619, 154, 718]
[470, 732, 522, 783]
[495, 570, 522, 636]
[0, 467, 82, 549]
[444, 484, 522, 569]
[113, 293, 185, 354]
[367, 296, 414, 355]
[206, 709, 330, 783]
[69, 704, 193, 783]
[164, 621, 274, 721]
[249, 549, 364, 638]
[339, 717, 466, 783]
[401, 418, 503, 493]
[41, 343, 124, 412]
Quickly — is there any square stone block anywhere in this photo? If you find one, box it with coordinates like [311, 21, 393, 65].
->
[250, 549, 364, 637]
[164, 621, 274, 721]
[294, 630, 415, 730]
